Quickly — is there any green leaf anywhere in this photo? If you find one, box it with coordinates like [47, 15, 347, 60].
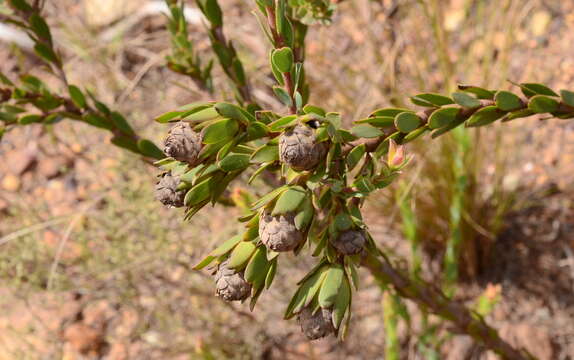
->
[428, 107, 459, 129]
[528, 95, 560, 113]
[192, 255, 216, 270]
[318, 265, 344, 308]
[83, 113, 113, 130]
[198, 0, 223, 26]
[232, 58, 246, 86]
[273, 86, 292, 107]
[334, 213, 353, 232]
[29, 13, 52, 42]
[272, 47, 294, 73]
[354, 116, 395, 127]
[218, 153, 250, 172]
[394, 112, 421, 133]
[495, 91, 523, 111]
[560, 90, 574, 107]
[250, 185, 289, 211]
[346, 144, 366, 171]
[302, 266, 328, 312]
[111, 112, 135, 136]
[269, 51, 285, 85]
[332, 277, 351, 329]
[303, 104, 326, 117]
[451, 92, 480, 108]
[244, 246, 269, 289]
[137, 139, 165, 159]
[202, 118, 239, 144]
[265, 260, 277, 289]
[351, 124, 383, 138]
[519, 83, 558, 98]
[0, 72, 14, 86]
[210, 235, 242, 257]
[68, 85, 86, 109]
[272, 186, 307, 215]
[403, 127, 429, 143]
[182, 106, 220, 123]
[503, 108, 535, 122]
[7, 0, 33, 12]
[34, 43, 59, 64]
[184, 177, 212, 206]
[0, 111, 18, 123]
[285, 266, 327, 319]
[345, 258, 360, 290]
[214, 102, 255, 125]
[18, 114, 42, 125]
[216, 138, 237, 162]
[410, 93, 454, 107]
[370, 108, 413, 117]
[431, 117, 465, 138]
[227, 241, 257, 269]
[268, 115, 297, 132]
[251, 145, 279, 163]
[466, 106, 506, 127]
[154, 111, 183, 123]
[457, 84, 495, 99]
[110, 135, 139, 154]
[294, 198, 314, 231]
[246, 122, 269, 141]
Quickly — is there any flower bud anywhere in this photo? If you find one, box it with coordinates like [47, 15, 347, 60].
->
[279, 125, 327, 171]
[154, 172, 185, 208]
[331, 230, 366, 255]
[297, 306, 334, 340]
[388, 139, 405, 167]
[164, 122, 202, 165]
[214, 260, 252, 302]
[259, 211, 303, 252]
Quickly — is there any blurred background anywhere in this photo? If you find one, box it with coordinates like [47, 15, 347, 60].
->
[1, 0, 574, 358]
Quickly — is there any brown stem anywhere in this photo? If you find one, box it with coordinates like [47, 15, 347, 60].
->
[362, 252, 535, 360]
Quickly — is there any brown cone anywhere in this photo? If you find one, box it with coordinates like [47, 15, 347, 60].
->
[154, 172, 185, 208]
[279, 125, 327, 171]
[331, 230, 366, 255]
[297, 306, 335, 340]
[164, 122, 202, 165]
[259, 211, 304, 252]
[214, 260, 251, 301]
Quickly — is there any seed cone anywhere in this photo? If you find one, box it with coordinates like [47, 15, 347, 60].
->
[154, 172, 185, 208]
[332, 230, 366, 255]
[279, 124, 327, 171]
[297, 307, 335, 340]
[214, 260, 252, 301]
[259, 211, 304, 252]
[164, 122, 202, 165]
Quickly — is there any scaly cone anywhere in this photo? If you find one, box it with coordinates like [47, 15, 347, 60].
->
[297, 306, 335, 340]
[214, 260, 252, 301]
[154, 172, 185, 208]
[259, 211, 304, 252]
[164, 122, 202, 165]
[279, 124, 327, 171]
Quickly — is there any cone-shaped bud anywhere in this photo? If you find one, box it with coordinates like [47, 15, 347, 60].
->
[332, 230, 366, 255]
[259, 211, 304, 252]
[154, 172, 185, 208]
[164, 122, 202, 165]
[297, 306, 335, 340]
[279, 124, 327, 171]
[214, 260, 251, 301]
